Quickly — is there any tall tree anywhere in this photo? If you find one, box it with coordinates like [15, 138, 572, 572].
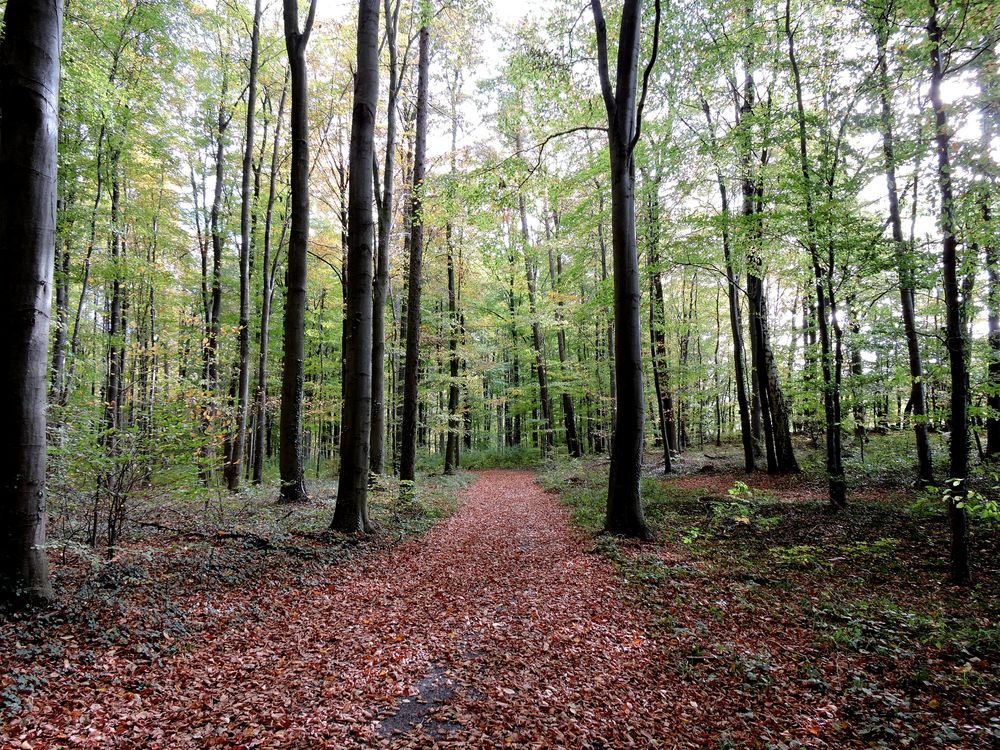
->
[278, 0, 317, 502]
[332, 0, 380, 532]
[399, 11, 430, 485]
[252, 70, 288, 485]
[868, 0, 934, 483]
[928, 0, 970, 583]
[0, 0, 63, 608]
[370, 0, 405, 476]
[224, 0, 262, 491]
[591, 0, 660, 539]
[786, 0, 844, 507]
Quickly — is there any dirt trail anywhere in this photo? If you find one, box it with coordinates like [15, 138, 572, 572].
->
[9, 470, 675, 748]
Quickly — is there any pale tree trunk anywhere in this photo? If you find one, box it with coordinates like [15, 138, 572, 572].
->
[399, 20, 430, 484]
[518, 190, 554, 454]
[332, 0, 379, 531]
[225, 0, 262, 491]
[278, 0, 317, 502]
[928, 2, 970, 584]
[0, 0, 63, 607]
[252, 70, 288, 485]
[591, 0, 659, 539]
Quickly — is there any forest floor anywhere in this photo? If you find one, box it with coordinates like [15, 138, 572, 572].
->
[2, 452, 998, 748]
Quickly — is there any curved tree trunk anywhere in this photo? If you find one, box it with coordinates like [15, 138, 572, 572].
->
[0, 0, 63, 608]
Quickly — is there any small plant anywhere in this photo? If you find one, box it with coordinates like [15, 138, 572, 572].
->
[770, 544, 826, 570]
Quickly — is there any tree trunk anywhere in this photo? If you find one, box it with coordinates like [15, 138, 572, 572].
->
[786, 0, 843, 506]
[399, 20, 430, 484]
[870, 6, 934, 482]
[645, 189, 671, 472]
[252, 70, 288, 485]
[278, 0, 317, 503]
[370, 0, 402, 476]
[592, 0, 657, 540]
[518, 190, 554, 455]
[702, 99, 754, 472]
[444, 79, 461, 474]
[224, 0, 262, 491]
[332, 0, 379, 531]
[547, 215, 582, 458]
[929, 2, 970, 584]
[0, 0, 62, 607]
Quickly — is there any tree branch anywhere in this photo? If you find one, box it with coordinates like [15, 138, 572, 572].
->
[629, 0, 662, 156]
[591, 0, 617, 120]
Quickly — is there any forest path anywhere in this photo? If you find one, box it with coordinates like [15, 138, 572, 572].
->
[23, 469, 673, 748]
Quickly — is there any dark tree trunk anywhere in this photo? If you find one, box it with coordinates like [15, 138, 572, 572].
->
[547, 216, 582, 458]
[0, 0, 62, 607]
[278, 0, 317, 503]
[645, 189, 671, 472]
[870, 6, 934, 482]
[787, 1, 844, 506]
[592, 0, 658, 540]
[444, 78, 461, 474]
[252, 70, 288, 485]
[928, 3, 970, 584]
[224, 0, 262, 491]
[702, 99, 754, 472]
[399, 21, 430, 484]
[977, 47, 1000, 456]
[370, 0, 402, 476]
[332, 0, 379, 532]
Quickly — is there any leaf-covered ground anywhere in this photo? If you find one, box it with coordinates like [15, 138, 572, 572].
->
[546, 452, 1000, 749]
[3, 465, 998, 748]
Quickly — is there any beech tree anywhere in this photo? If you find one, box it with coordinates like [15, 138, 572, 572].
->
[0, 0, 63, 608]
[591, 0, 660, 539]
[399, 10, 430, 485]
[278, 0, 317, 502]
[332, 0, 379, 532]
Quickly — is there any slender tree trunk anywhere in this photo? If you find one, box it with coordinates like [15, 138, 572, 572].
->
[645, 189, 671, 472]
[370, 0, 402, 476]
[332, 0, 379, 531]
[929, 2, 970, 583]
[225, 0, 262, 491]
[444, 78, 462, 474]
[278, 0, 317, 502]
[399, 20, 430, 484]
[0, 0, 62, 607]
[252, 70, 288, 485]
[518, 190, 554, 454]
[547, 215, 582, 458]
[787, 0, 843, 505]
[703, 99, 754, 471]
[592, 0, 658, 539]
[870, 8, 934, 482]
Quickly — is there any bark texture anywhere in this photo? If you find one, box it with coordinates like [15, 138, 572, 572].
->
[0, 0, 63, 608]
